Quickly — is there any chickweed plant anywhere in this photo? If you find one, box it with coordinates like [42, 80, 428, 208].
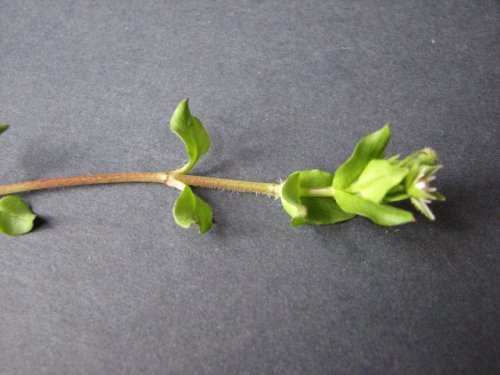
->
[0, 100, 443, 235]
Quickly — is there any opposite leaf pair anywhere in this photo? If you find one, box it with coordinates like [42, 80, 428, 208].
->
[169, 99, 214, 233]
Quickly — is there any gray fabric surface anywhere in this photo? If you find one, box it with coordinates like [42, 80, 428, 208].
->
[1, 1, 498, 374]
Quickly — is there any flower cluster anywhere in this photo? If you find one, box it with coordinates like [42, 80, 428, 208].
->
[385, 148, 445, 220]
[280, 125, 444, 226]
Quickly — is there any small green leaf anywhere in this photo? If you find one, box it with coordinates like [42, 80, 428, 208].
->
[334, 190, 414, 226]
[170, 99, 211, 174]
[173, 185, 213, 234]
[301, 197, 355, 225]
[280, 172, 307, 226]
[333, 124, 391, 190]
[0, 195, 36, 236]
[0, 124, 8, 135]
[281, 170, 355, 226]
[347, 159, 408, 202]
[299, 169, 334, 189]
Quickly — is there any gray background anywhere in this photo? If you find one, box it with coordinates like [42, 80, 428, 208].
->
[1, 1, 498, 374]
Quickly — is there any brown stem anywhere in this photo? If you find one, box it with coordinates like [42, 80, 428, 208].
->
[0, 172, 280, 196]
[0, 172, 168, 195]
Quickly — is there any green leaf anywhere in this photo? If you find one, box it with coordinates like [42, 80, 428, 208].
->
[280, 170, 355, 226]
[173, 185, 213, 233]
[170, 99, 211, 174]
[334, 190, 414, 226]
[301, 197, 355, 225]
[280, 172, 307, 226]
[0, 124, 8, 135]
[0, 195, 36, 236]
[299, 169, 334, 189]
[333, 124, 391, 190]
[347, 159, 408, 202]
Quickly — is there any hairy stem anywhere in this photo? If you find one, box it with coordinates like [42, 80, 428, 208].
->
[0, 172, 280, 196]
[173, 174, 278, 195]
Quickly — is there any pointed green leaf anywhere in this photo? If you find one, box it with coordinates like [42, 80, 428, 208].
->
[170, 99, 211, 174]
[0, 195, 36, 236]
[173, 185, 213, 233]
[334, 190, 414, 226]
[333, 124, 391, 190]
[0, 124, 8, 135]
[347, 159, 408, 202]
[281, 170, 355, 226]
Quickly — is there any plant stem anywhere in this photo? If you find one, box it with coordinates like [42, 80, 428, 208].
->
[0, 172, 168, 195]
[173, 174, 278, 195]
[0, 172, 280, 196]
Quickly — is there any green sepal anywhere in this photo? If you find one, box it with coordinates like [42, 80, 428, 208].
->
[0, 124, 8, 135]
[281, 170, 355, 226]
[407, 185, 434, 200]
[347, 159, 408, 202]
[411, 197, 435, 221]
[173, 185, 213, 234]
[333, 124, 391, 190]
[402, 148, 438, 166]
[431, 191, 446, 201]
[334, 190, 414, 226]
[0, 195, 36, 236]
[170, 99, 211, 174]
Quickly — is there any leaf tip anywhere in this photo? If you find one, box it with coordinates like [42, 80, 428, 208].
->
[381, 123, 392, 137]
